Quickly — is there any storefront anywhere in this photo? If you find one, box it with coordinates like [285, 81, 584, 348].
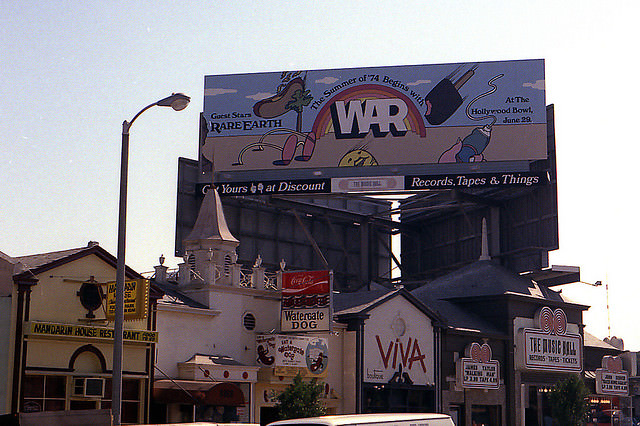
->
[2, 242, 158, 424]
[152, 354, 257, 423]
[254, 332, 345, 425]
[514, 306, 585, 425]
[334, 287, 441, 415]
[445, 340, 506, 426]
[150, 189, 348, 425]
[410, 256, 589, 426]
[585, 355, 631, 425]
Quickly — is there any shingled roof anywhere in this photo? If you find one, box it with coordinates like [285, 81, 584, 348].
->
[10, 242, 143, 281]
[412, 259, 565, 302]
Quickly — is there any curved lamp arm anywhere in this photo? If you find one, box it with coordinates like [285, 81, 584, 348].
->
[122, 93, 191, 134]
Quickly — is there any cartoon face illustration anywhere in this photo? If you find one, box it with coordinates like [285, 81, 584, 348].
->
[338, 148, 378, 167]
[305, 338, 328, 375]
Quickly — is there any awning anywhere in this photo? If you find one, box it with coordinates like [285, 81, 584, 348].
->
[153, 380, 245, 406]
[208, 382, 245, 406]
[154, 379, 219, 391]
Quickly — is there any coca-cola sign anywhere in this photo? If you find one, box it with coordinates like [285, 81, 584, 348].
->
[281, 270, 332, 332]
[282, 270, 330, 294]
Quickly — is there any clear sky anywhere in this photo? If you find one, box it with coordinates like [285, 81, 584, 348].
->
[2, 1, 639, 350]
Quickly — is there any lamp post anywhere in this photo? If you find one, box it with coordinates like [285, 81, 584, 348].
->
[113, 93, 190, 425]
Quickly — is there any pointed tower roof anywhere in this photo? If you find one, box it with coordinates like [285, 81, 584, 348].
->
[479, 217, 491, 261]
[184, 189, 239, 246]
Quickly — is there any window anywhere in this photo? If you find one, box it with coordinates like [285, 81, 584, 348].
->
[363, 384, 435, 413]
[89, 377, 140, 424]
[188, 254, 197, 280]
[72, 377, 104, 397]
[471, 405, 501, 426]
[22, 375, 66, 412]
[121, 379, 141, 424]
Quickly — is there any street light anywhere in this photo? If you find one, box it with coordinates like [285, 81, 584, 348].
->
[113, 93, 190, 425]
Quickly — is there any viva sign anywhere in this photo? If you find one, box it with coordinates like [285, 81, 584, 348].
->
[363, 297, 435, 386]
[375, 336, 427, 372]
[365, 334, 429, 385]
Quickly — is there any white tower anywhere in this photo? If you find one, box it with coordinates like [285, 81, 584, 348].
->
[181, 189, 240, 291]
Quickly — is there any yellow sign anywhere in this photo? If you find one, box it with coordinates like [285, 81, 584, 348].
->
[274, 366, 328, 378]
[28, 321, 158, 343]
[105, 279, 149, 320]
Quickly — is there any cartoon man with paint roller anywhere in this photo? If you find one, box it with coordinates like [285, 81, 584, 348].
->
[435, 71, 504, 163]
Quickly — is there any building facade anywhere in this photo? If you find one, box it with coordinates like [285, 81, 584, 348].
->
[0, 242, 159, 424]
[334, 288, 442, 415]
[149, 189, 350, 424]
[411, 254, 591, 426]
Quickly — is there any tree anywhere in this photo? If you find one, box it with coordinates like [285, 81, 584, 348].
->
[548, 374, 589, 426]
[275, 373, 326, 420]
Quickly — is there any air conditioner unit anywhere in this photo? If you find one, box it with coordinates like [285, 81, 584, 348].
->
[72, 377, 105, 397]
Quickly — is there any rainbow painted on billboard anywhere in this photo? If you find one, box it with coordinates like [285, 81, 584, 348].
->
[312, 84, 427, 139]
[202, 59, 547, 187]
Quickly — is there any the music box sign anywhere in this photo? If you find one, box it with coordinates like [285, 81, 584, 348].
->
[457, 342, 500, 389]
[596, 356, 628, 396]
[281, 270, 332, 332]
[520, 307, 582, 372]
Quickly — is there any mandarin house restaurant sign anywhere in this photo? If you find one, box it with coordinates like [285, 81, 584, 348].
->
[256, 334, 329, 378]
[203, 59, 548, 196]
[27, 321, 158, 343]
[596, 355, 629, 396]
[456, 342, 500, 389]
[517, 307, 583, 372]
[281, 270, 332, 332]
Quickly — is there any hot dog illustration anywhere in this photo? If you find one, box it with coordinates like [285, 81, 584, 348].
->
[253, 77, 306, 119]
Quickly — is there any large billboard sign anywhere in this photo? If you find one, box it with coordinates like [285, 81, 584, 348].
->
[203, 59, 547, 195]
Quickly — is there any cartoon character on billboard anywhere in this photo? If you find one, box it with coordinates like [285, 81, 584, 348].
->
[233, 71, 317, 166]
[337, 141, 379, 167]
[438, 73, 504, 163]
[424, 64, 477, 125]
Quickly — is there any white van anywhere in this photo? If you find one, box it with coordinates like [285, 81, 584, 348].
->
[267, 413, 455, 426]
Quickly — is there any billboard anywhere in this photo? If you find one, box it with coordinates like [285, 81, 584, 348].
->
[203, 59, 547, 195]
[596, 356, 629, 396]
